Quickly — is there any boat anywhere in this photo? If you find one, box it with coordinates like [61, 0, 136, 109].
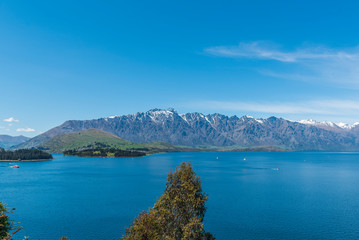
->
[11, 165, 20, 168]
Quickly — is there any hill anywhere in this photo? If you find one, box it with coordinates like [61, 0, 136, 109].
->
[38, 129, 190, 153]
[15, 108, 359, 151]
[39, 129, 132, 152]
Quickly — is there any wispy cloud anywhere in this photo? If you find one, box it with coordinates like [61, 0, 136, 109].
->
[3, 117, 19, 123]
[204, 42, 359, 87]
[16, 127, 36, 132]
[205, 42, 356, 62]
[190, 99, 359, 122]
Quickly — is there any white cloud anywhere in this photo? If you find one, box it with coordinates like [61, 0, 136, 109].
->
[204, 42, 359, 87]
[189, 99, 359, 122]
[205, 42, 356, 62]
[3, 117, 19, 123]
[16, 128, 36, 132]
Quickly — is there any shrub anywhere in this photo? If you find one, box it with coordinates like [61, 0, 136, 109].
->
[123, 162, 214, 239]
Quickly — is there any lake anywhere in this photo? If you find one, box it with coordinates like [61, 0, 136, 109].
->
[1, 152, 359, 239]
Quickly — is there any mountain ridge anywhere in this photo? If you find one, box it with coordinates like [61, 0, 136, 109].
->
[14, 108, 359, 151]
[0, 135, 30, 149]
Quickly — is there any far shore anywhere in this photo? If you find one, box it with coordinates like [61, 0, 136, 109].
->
[0, 158, 53, 162]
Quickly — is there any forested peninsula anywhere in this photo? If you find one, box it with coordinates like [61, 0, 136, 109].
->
[0, 148, 53, 161]
[63, 148, 146, 157]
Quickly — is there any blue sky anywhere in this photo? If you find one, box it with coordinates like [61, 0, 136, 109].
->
[1, 0, 359, 137]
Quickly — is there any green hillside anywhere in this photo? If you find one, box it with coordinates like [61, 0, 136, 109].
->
[40, 129, 132, 152]
[39, 129, 189, 153]
[37, 128, 288, 154]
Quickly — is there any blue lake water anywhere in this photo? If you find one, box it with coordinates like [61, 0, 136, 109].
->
[1, 152, 359, 239]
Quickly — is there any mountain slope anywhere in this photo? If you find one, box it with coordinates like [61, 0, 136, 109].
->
[0, 135, 30, 149]
[38, 128, 188, 153]
[16, 108, 359, 151]
[39, 129, 132, 152]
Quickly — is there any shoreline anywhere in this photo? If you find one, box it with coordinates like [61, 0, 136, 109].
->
[0, 158, 53, 162]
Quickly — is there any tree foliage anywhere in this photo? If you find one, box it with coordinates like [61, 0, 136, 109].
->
[59, 237, 71, 240]
[123, 162, 214, 240]
[0, 201, 12, 239]
[0, 149, 53, 161]
[0, 201, 22, 240]
[63, 148, 146, 157]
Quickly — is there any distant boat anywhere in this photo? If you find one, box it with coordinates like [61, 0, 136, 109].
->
[11, 165, 20, 168]
[271, 168, 279, 171]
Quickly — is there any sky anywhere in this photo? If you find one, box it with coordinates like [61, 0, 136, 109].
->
[1, 0, 359, 137]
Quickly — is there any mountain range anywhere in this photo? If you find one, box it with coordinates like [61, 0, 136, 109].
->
[14, 108, 359, 151]
[0, 135, 30, 149]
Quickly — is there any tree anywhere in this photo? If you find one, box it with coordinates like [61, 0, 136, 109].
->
[123, 162, 214, 240]
[0, 201, 12, 239]
[0, 201, 22, 240]
[59, 237, 71, 240]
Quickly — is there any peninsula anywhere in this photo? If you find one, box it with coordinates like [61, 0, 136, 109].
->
[0, 148, 53, 161]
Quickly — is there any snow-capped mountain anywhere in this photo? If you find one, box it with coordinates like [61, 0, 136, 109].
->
[15, 108, 359, 151]
[337, 122, 359, 129]
[298, 119, 359, 130]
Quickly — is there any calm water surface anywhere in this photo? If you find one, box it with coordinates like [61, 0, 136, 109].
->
[1, 152, 359, 239]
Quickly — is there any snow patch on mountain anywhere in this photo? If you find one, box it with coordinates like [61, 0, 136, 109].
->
[240, 115, 263, 124]
[337, 122, 359, 129]
[299, 119, 359, 129]
[142, 108, 177, 123]
[298, 119, 336, 127]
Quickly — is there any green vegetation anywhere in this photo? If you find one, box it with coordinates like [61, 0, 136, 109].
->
[0, 201, 23, 240]
[0, 201, 12, 239]
[64, 148, 146, 157]
[123, 162, 214, 239]
[39, 129, 191, 154]
[0, 148, 53, 161]
[39, 129, 133, 152]
[37, 129, 288, 158]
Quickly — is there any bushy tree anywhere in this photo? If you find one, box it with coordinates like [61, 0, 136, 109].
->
[123, 162, 214, 240]
[0, 201, 22, 240]
[0, 201, 12, 239]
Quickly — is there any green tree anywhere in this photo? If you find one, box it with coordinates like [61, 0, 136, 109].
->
[0, 201, 22, 240]
[0, 201, 12, 239]
[123, 162, 214, 240]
